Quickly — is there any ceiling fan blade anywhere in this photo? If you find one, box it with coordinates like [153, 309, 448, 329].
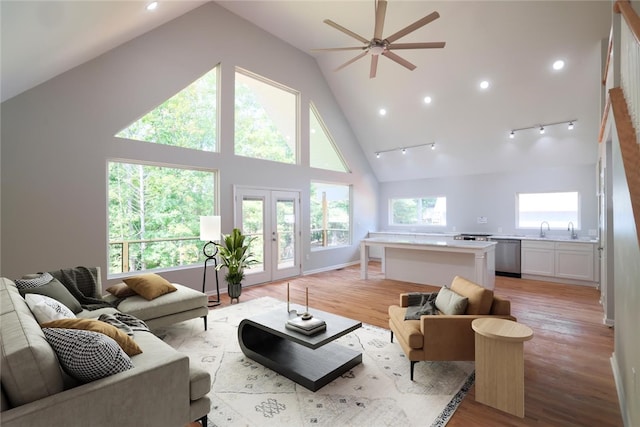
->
[382, 50, 416, 71]
[311, 46, 368, 52]
[374, 0, 387, 40]
[323, 19, 369, 44]
[370, 55, 379, 78]
[384, 11, 440, 44]
[334, 51, 369, 72]
[389, 42, 446, 50]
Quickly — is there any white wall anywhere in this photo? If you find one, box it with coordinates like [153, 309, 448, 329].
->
[378, 165, 598, 238]
[0, 2, 378, 287]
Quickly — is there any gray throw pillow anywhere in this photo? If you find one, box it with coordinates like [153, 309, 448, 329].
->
[435, 286, 468, 315]
[18, 278, 82, 314]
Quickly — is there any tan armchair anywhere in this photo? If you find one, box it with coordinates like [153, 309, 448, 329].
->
[388, 276, 515, 380]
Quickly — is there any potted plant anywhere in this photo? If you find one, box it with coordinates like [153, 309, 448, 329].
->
[215, 228, 258, 302]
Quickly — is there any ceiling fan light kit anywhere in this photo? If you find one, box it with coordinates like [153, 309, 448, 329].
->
[312, 0, 446, 78]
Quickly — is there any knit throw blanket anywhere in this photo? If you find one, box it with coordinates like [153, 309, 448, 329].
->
[49, 266, 115, 311]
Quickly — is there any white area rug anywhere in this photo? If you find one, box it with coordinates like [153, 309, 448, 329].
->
[160, 297, 474, 427]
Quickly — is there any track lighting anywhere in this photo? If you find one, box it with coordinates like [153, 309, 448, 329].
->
[374, 142, 436, 157]
[508, 119, 577, 139]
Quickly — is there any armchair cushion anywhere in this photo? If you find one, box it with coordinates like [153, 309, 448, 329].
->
[450, 276, 494, 315]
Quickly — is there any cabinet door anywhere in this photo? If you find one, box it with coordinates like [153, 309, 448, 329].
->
[521, 247, 554, 276]
[555, 250, 594, 281]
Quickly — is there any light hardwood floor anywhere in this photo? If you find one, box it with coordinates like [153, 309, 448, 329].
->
[194, 262, 622, 427]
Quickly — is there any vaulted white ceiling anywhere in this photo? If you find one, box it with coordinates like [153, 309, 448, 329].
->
[1, 1, 612, 182]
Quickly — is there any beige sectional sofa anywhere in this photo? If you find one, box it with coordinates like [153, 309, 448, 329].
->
[0, 272, 211, 427]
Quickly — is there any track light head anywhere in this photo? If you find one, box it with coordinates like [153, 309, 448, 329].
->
[509, 131, 515, 139]
[375, 152, 380, 159]
[539, 126, 545, 134]
[568, 121, 574, 130]
[431, 143, 436, 150]
[402, 148, 406, 154]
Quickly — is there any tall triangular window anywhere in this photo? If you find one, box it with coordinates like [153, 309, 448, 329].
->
[116, 66, 218, 152]
[234, 68, 298, 164]
[309, 103, 349, 172]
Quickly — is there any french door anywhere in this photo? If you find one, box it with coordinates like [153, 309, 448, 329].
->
[234, 187, 301, 286]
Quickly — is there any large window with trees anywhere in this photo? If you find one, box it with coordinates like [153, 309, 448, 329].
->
[310, 182, 351, 248]
[390, 196, 447, 226]
[108, 161, 216, 274]
[116, 67, 218, 151]
[234, 69, 298, 164]
[517, 191, 579, 229]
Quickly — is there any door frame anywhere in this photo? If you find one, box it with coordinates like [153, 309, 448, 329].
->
[233, 185, 302, 286]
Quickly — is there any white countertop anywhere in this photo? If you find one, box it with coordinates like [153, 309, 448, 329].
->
[362, 236, 497, 249]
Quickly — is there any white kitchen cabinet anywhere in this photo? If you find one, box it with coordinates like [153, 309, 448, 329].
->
[521, 240, 597, 285]
[554, 242, 595, 281]
[521, 241, 555, 277]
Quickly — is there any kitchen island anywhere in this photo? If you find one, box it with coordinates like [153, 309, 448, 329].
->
[360, 237, 497, 289]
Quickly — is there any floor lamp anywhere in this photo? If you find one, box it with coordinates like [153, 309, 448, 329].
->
[200, 215, 221, 307]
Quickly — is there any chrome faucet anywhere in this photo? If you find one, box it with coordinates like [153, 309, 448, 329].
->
[540, 221, 550, 238]
[568, 221, 578, 239]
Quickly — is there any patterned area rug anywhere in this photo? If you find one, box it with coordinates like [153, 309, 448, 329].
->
[159, 297, 474, 427]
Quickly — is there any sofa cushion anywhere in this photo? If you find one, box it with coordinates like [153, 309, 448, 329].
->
[25, 294, 76, 323]
[435, 287, 469, 315]
[41, 318, 142, 356]
[43, 328, 133, 383]
[450, 276, 494, 315]
[0, 278, 65, 407]
[18, 277, 83, 314]
[123, 274, 177, 301]
[109, 283, 205, 321]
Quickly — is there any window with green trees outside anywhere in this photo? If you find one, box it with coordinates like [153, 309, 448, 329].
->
[116, 67, 218, 152]
[390, 196, 447, 226]
[234, 69, 298, 164]
[108, 161, 216, 274]
[310, 182, 351, 248]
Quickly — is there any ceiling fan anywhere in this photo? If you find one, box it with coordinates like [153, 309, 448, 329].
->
[311, 0, 445, 78]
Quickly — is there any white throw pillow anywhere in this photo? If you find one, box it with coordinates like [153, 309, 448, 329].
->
[25, 293, 76, 324]
[435, 286, 469, 315]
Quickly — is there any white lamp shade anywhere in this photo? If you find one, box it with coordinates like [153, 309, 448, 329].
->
[200, 216, 221, 242]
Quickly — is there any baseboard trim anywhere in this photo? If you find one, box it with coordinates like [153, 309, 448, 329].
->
[303, 260, 359, 276]
[610, 352, 631, 426]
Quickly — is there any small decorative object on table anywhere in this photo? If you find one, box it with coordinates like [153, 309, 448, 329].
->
[285, 284, 326, 335]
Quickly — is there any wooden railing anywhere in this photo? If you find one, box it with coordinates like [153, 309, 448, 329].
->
[615, 0, 640, 143]
[610, 87, 640, 244]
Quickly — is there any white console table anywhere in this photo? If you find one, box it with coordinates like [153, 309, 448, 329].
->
[360, 237, 496, 289]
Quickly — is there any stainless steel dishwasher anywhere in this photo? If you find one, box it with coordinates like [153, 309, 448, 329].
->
[491, 238, 521, 278]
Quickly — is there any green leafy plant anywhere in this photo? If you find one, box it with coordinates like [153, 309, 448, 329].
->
[215, 228, 258, 285]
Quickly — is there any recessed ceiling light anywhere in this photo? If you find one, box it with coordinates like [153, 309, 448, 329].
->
[379, 108, 387, 116]
[553, 60, 565, 70]
[480, 80, 489, 89]
[424, 96, 432, 104]
[146, 2, 158, 11]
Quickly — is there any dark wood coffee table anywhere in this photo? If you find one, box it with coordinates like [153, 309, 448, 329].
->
[238, 304, 362, 391]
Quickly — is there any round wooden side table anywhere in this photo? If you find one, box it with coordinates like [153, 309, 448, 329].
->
[471, 318, 533, 418]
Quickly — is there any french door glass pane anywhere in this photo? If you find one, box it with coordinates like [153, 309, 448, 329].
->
[276, 200, 295, 270]
[242, 198, 264, 272]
